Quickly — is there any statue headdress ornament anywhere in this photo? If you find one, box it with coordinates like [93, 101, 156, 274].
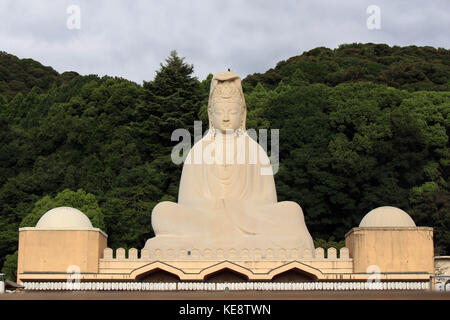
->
[207, 71, 247, 136]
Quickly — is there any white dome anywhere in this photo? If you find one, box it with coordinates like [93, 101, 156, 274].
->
[359, 206, 416, 227]
[35, 207, 93, 229]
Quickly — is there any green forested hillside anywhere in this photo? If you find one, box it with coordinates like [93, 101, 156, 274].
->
[1, 44, 449, 280]
[0, 51, 79, 101]
[243, 43, 450, 92]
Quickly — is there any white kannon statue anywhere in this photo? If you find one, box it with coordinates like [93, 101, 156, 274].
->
[144, 71, 314, 254]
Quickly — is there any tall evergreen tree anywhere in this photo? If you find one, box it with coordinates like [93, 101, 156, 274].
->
[139, 51, 204, 199]
[142, 50, 202, 145]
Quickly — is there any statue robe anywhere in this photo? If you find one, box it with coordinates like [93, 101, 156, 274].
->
[144, 131, 315, 253]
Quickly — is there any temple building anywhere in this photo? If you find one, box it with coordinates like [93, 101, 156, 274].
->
[14, 72, 448, 292]
[16, 205, 440, 291]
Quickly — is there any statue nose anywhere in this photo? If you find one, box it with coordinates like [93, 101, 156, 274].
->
[223, 119, 230, 122]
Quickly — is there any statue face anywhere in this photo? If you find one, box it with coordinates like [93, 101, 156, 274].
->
[211, 101, 242, 132]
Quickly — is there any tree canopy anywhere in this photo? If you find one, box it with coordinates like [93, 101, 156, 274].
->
[244, 43, 450, 92]
[0, 44, 449, 281]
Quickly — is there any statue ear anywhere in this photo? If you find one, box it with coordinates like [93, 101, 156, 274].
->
[207, 79, 218, 130]
[241, 114, 245, 131]
[208, 105, 214, 130]
[240, 102, 247, 131]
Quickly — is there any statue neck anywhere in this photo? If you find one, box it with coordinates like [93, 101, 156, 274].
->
[210, 128, 244, 140]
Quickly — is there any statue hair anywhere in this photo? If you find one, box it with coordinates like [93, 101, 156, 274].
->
[207, 72, 247, 132]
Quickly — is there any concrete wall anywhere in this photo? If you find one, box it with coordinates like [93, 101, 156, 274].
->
[17, 228, 107, 283]
[435, 256, 450, 275]
[345, 227, 434, 273]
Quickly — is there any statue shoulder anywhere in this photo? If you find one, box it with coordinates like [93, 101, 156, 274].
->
[243, 132, 272, 166]
[184, 132, 214, 164]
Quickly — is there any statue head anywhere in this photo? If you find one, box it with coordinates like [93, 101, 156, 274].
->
[207, 72, 247, 134]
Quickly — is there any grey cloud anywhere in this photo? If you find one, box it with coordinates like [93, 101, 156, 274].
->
[0, 0, 448, 84]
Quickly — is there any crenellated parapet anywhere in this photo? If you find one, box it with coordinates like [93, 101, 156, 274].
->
[101, 247, 352, 262]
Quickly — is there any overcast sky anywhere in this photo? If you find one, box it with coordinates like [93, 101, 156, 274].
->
[1, 0, 449, 84]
